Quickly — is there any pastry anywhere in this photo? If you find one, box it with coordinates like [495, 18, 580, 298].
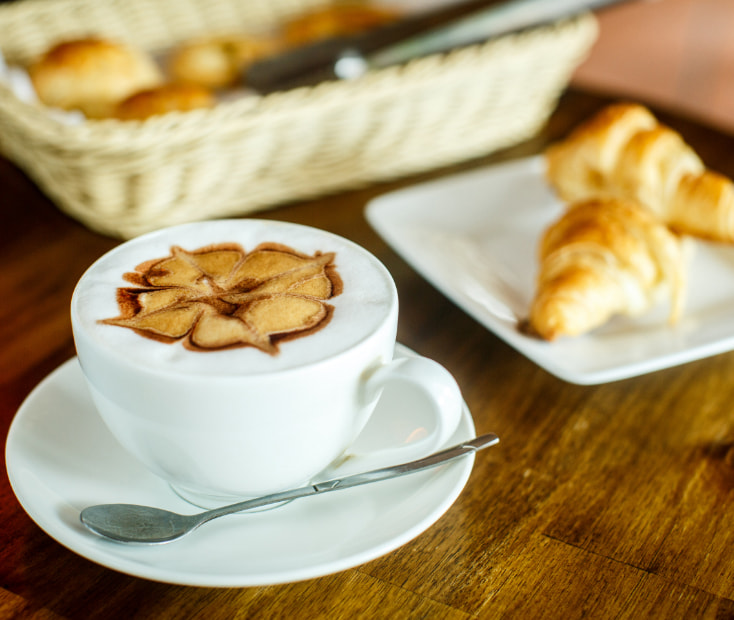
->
[545, 102, 734, 242]
[28, 38, 162, 118]
[168, 34, 281, 89]
[281, 2, 400, 47]
[527, 198, 687, 341]
[113, 83, 216, 120]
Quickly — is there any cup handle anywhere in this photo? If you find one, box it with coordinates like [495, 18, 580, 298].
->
[324, 354, 464, 477]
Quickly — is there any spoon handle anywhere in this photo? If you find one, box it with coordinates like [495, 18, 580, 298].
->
[200, 433, 499, 524]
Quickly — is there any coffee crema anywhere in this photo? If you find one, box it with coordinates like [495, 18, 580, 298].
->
[101, 242, 342, 354]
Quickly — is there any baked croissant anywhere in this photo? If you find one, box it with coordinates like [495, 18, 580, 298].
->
[527, 198, 688, 341]
[545, 102, 734, 243]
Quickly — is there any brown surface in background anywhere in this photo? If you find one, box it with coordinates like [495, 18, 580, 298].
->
[573, 0, 734, 133]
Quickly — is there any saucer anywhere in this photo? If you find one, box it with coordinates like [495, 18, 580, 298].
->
[5, 344, 477, 587]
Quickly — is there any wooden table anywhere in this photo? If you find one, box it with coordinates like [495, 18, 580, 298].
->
[2, 90, 734, 619]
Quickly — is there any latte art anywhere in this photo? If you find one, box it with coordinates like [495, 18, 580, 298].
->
[101, 242, 342, 354]
[73, 220, 395, 376]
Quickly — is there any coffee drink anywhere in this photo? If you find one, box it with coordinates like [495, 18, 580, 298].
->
[71, 220, 461, 506]
[74, 219, 395, 374]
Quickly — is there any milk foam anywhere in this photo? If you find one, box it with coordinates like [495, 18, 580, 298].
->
[72, 220, 396, 375]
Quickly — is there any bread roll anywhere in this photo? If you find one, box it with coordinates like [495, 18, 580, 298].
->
[29, 38, 162, 118]
[169, 35, 281, 89]
[113, 83, 216, 120]
[282, 3, 399, 47]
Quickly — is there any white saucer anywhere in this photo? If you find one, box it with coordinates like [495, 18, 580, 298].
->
[5, 344, 477, 587]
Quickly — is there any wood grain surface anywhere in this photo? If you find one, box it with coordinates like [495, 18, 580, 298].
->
[2, 90, 734, 619]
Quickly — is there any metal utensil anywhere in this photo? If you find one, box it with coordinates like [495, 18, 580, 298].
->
[246, 0, 631, 92]
[80, 433, 499, 544]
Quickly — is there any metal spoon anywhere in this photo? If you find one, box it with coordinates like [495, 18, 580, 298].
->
[80, 433, 499, 544]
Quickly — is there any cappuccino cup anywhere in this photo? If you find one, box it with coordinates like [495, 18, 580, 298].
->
[71, 219, 463, 507]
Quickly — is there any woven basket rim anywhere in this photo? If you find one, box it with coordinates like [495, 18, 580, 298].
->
[0, 12, 596, 146]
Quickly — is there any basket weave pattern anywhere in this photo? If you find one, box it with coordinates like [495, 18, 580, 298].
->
[0, 0, 597, 238]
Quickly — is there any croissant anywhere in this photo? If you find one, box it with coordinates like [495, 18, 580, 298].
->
[545, 102, 734, 243]
[527, 198, 688, 341]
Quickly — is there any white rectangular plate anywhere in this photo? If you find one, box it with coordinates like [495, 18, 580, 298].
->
[366, 155, 734, 384]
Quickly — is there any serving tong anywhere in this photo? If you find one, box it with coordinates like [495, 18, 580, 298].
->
[246, 0, 633, 93]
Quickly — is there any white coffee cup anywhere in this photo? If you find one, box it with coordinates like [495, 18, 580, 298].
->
[71, 219, 463, 507]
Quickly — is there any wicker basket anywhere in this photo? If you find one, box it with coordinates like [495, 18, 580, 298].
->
[0, 0, 597, 238]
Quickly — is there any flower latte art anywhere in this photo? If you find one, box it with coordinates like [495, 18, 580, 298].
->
[73, 220, 395, 376]
[101, 242, 342, 354]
